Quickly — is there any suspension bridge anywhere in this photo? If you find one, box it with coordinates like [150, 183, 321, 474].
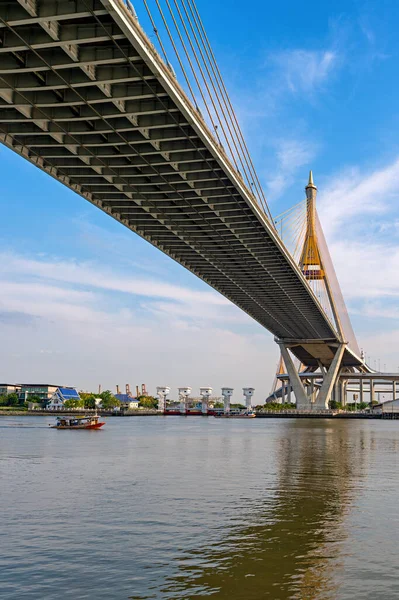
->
[0, 0, 375, 409]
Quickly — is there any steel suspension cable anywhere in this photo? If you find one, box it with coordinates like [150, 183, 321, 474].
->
[142, 0, 171, 68]
[152, 0, 199, 110]
[170, 0, 241, 171]
[181, 0, 266, 210]
[159, 0, 223, 145]
[187, 0, 273, 222]
[176, 0, 255, 182]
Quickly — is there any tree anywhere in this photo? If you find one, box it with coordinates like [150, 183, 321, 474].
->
[138, 395, 158, 410]
[101, 397, 121, 410]
[0, 393, 19, 407]
[64, 399, 84, 409]
[28, 395, 43, 405]
[80, 393, 96, 410]
[0, 395, 8, 407]
[329, 400, 342, 410]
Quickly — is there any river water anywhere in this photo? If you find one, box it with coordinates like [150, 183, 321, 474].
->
[1, 416, 398, 599]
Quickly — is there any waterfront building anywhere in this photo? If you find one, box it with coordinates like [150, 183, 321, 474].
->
[47, 387, 81, 410]
[0, 384, 20, 396]
[18, 384, 61, 403]
[373, 399, 399, 414]
[115, 394, 139, 410]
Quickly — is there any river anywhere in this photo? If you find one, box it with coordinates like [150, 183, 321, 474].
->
[0, 415, 398, 599]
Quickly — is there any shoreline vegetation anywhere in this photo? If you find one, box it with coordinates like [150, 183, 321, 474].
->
[0, 393, 377, 417]
[0, 390, 159, 411]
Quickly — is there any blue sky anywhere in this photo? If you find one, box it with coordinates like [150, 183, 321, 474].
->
[1, 0, 399, 398]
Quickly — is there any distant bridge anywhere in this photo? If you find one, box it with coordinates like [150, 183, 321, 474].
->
[0, 0, 367, 408]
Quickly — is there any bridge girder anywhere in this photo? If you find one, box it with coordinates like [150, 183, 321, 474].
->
[0, 0, 362, 367]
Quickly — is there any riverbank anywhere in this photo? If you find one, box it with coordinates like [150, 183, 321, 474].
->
[0, 409, 396, 419]
[0, 409, 159, 417]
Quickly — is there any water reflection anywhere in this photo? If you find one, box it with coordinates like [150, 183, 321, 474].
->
[151, 420, 367, 600]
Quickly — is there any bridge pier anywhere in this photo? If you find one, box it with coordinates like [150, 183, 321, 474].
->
[278, 342, 309, 410]
[277, 340, 347, 410]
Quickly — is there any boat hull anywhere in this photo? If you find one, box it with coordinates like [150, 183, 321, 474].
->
[214, 414, 256, 419]
[52, 422, 105, 429]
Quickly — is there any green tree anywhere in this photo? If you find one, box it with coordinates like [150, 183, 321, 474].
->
[138, 395, 158, 410]
[64, 399, 85, 409]
[0, 393, 19, 407]
[329, 400, 342, 410]
[28, 395, 43, 405]
[80, 392, 96, 409]
[100, 397, 121, 410]
[0, 395, 8, 406]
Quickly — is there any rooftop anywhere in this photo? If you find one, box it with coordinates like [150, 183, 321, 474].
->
[115, 394, 138, 402]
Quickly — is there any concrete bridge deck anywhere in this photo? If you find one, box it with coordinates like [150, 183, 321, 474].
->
[0, 0, 362, 368]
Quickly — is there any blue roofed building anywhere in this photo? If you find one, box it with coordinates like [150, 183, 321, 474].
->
[47, 387, 81, 411]
[115, 394, 139, 410]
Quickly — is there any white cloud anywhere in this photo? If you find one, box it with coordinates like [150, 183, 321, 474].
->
[0, 253, 228, 307]
[269, 49, 338, 94]
[267, 138, 317, 199]
[318, 158, 399, 238]
[316, 157, 399, 316]
[0, 252, 275, 397]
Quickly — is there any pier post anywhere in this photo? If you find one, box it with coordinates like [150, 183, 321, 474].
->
[310, 380, 315, 405]
[278, 342, 309, 409]
[286, 381, 291, 404]
[243, 388, 255, 411]
[156, 386, 170, 413]
[200, 387, 212, 414]
[314, 344, 346, 410]
[370, 379, 375, 404]
[178, 387, 191, 415]
[221, 388, 233, 414]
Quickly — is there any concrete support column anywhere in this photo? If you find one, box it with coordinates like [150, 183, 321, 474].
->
[278, 343, 309, 409]
[200, 387, 212, 415]
[221, 388, 233, 414]
[286, 381, 292, 404]
[178, 387, 191, 415]
[340, 380, 346, 406]
[281, 380, 286, 404]
[310, 380, 315, 406]
[393, 381, 396, 402]
[314, 344, 346, 410]
[360, 378, 364, 404]
[370, 380, 375, 404]
[156, 386, 170, 413]
[334, 379, 340, 404]
[243, 388, 255, 411]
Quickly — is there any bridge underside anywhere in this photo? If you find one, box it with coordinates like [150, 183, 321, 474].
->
[0, 0, 361, 368]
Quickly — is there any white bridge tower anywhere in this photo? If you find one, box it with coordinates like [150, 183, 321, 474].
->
[156, 386, 170, 413]
[221, 388, 234, 414]
[178, 387, 192, 414]
[243, 387, 255, 410]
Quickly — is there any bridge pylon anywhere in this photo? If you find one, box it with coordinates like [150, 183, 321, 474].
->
[271, 172, 359, 410]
